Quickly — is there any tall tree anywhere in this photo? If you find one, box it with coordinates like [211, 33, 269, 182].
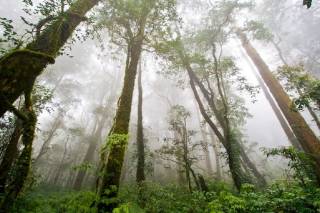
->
[95, 1, 177, 211]
[238, 31, 320, 183]
[0, 88, 36, 212]
[0, 0, 100, 117]
[136, 61, 145, 184]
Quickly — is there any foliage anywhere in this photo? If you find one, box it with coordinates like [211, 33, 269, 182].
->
[263, 147, 317, 186]
[277, 64, 320, 111]
[208, 182, 320, 213]
[9, 180, 320, 213]
[0, 17, 20, 54]
[245, 20, 274, 42]
[105, 133, 129, 151]
[11, 187, 97, 213]
[96, 0, 178, 49]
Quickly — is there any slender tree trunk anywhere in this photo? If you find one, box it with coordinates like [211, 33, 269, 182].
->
[34, 112, 62, 164]
[136, 61, 145, 184]
[271, 39, 320, 131]
[53, 140, 69, 185]
[74, 114, 107, 190]
[244, 51, 301, 149]
[0, 0, 100, 118]
[195, 108, 214, 176]
[208, 129, 222, 180]
[179, 46, 250, 189]
[97, 35, 144, 212]
[0, 90, 36, 212]
[271, 40, 288, 66]
[188, 67, 246, 190]
[306, 105, 320, 129]
[238, 31, 320, 183]
[296, 88, 320, 130]
[239, 145, 267, 188]
[0, 120, 22, 194]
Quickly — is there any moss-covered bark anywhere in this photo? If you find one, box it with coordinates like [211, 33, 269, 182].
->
[177, 43, 253, 190]
[238, 31, 320, 184]
[0, 0, 100, 118]
[0, 120, 22, 195]
[0, 91, 36, 212]
[97, 37, 143, 212]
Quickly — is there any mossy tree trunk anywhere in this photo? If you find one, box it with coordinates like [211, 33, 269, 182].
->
[0, 0, 100, 118]
[238, 31, 320, 183]
[97, 36, 144, 212]
[0, 120, 22, 195]
[0, 89, 36, 212]
[186, 62, 248, 190]
[176, 43, 253, 190]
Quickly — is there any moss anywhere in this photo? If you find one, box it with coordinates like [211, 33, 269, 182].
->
[107, 133, 129, 150]
[0, 49, 55, 65]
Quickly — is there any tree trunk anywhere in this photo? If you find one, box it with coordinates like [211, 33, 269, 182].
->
[0, 0, 100, 118]
[208, 129, 222, 180]
[239, 145, 267, 188]
[187, 66, 247, 190]
[195, 108, 214, 176]
[0, 91, 36, 212]
[97, 37, 144, 212]
[52, 140, 69, 185]
[136, 61, 145, 184]
[34, 112, 62, 164]
[238, 31, 320, 183]
[245, 53, 301, 149]
[74, 113, 107, 190]
[0, 120, 22, 194]
[271, 39, 320, 132]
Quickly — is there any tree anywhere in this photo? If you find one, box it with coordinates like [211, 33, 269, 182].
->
[277, 64, 320, 129]
[237, 31, 320, 184]
[157, 105, 203, 192]
[0, 83, 52, 211]
[245, 21, 320, 131]
[136, 61, 145, 184]
[0, 87, 36, 211]
[95, 0, 177, 211]
[0, 0, 100, 117]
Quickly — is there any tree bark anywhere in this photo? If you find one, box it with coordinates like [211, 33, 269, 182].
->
[97, 36, 144, 212]
[0, 0, 100, 118]
[271, 38, 320, 131]
[0, 90, 36, 212]
[0, 120, 22, 194]
[238, 31, 320, 183]
[136, 61, 145, 184]
[239, 145, 267, 188]
[245, 54, 301, 149]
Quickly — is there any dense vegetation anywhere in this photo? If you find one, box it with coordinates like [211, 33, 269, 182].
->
[0, 0, 319, 212]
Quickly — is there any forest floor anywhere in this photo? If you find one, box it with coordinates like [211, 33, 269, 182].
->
[10, 180, 320, 213]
